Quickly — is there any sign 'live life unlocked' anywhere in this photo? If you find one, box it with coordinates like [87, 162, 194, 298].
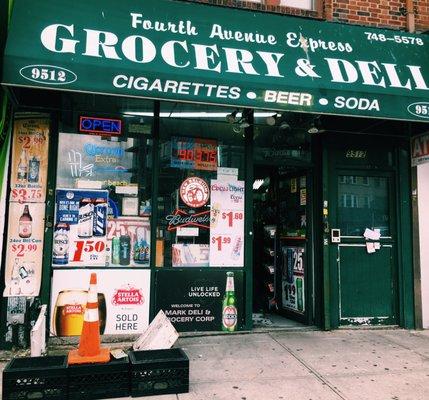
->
[3, 0, 429, 122]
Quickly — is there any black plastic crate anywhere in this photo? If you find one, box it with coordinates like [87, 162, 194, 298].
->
[129, 348, 189, 397]
[2, 355, 68, 400]
[67, 356, 130, 400]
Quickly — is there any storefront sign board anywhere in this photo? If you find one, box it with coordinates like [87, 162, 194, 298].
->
[10, 116, 49, 203]
[411, 134, 429, 166]
[155, 269, 244, 332]
[50, 269, 150, 336]
[4, 0, 429, 122]
[3, 203, 45, 297]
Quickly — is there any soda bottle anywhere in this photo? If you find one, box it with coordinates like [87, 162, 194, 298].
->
[222, 272, 237, 332]
[296, 277, 304, 312]
[18, 205, 32, 238]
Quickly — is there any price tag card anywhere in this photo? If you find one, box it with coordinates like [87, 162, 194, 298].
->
[10, 116, 49, 203]
[210, 179, 245, 267]
[3, 203, 45, 297]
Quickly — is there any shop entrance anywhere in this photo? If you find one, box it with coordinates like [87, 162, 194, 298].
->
[252, 164, 312, 328]
[329, 170, 398, 326]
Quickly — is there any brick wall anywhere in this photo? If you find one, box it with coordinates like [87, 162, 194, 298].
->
[185, 0, 429, 31]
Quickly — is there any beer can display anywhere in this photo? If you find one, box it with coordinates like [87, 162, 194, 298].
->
[111, 237, 120, 265]
[53, 223, 70, 265]
[78, 198, 94, 238]
[93, 198, 107, 236]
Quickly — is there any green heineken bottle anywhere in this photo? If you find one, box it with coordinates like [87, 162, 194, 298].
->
[222, 272, 237, 332]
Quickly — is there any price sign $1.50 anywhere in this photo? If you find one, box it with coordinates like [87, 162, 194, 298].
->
[71, 240, 105, 262]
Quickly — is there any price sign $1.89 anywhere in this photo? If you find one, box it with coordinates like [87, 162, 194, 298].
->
[71, 240, 105, 262]
[221, 211, 243, 227]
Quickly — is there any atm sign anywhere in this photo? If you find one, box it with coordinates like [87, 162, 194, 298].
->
[79, 116, 122, 136]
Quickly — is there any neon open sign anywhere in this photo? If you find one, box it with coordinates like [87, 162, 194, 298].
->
[79, 116, 122, 136]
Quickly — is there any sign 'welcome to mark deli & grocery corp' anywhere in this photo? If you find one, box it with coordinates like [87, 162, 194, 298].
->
[3, 0, 429, 122]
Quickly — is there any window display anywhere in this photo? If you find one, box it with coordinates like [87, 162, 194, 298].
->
[156, 102, 245, 269]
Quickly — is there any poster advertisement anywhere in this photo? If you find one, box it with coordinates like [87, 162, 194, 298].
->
[281, 246, 305, 313]
[56, 132, 134, 188]
[50, 269, 151, 336]
[411, 134, 429, 166]
[106, 217, 150, 267]
[172, 244, 209, 267]
[210, 179, 245, 267]
[3, 203, 45, 297]
[54, 189, 108, 267]
[10, 116, 49, 203]
[155, 269, 244, 332]
[171, 136, 218, 171]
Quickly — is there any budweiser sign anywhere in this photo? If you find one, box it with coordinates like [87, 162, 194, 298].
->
[166, 209, 210, 231]
[112, 287, 145, 305]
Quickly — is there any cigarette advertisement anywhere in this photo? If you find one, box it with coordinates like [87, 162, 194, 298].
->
[56, 132, 134, 188]
[50, 269, 151, 336]
[3, 203, 45, 297]
[10, 116, 49, 203]
[281, 246, 305, 313]
[106, 217, 150, 267]
[155, 269, 244, 332]
[54, 189, 108, 267]
[210, 179, 245, 267]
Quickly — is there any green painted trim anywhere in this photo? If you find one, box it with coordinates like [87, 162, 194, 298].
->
[322, 144, 331, 330]
[244, 111, 254, 331]
[40, 115, 58, 307]
[396, 144, 415, 328]
[149, 101, 160, 322]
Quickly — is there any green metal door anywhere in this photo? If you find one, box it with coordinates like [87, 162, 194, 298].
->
[331, 172, 398, 326]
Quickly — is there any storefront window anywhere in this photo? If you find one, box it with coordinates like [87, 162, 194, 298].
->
[50, 94, 153, 337]
[156, 102, 245, 268]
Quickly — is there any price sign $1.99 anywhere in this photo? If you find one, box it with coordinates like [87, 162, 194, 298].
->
[71, 240, 105, 262]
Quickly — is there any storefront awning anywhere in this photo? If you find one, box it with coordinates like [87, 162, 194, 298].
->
[3, 0, 429, 122]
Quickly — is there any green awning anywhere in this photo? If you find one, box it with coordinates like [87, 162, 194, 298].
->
[3, 0, 429, 122]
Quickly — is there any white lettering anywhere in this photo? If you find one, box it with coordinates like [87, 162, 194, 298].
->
[83, 29, 121, 59]
[40, 24, 78, 53]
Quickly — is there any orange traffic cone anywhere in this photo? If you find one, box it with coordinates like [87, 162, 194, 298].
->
[68, 273, 110, 365]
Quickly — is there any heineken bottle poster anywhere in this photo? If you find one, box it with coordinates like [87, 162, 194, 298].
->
[10, 115, 50, 203]
[209, 179, 245, 267]
[50, 269, 151, 336]
[281, 246, 305, 313]
[106, 217, 150, 267]
[155, 269, 244, 332]
[3, 202, 45, 297]
[54, 189, 108, 267]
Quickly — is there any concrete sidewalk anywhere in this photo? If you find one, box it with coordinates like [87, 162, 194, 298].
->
[1, 329, 429, 400]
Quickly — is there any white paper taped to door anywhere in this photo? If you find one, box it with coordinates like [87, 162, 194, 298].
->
[363, 228, 381, 241]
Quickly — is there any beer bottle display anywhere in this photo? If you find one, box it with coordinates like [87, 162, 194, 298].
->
[17, 149, 28, 182]
[222, 272, 238, 332]
[18, 205, 32, 238]
[119, 235, 131, 265]
[28, 156, 40, 183]
[53, 223, 70, 265]
[77, 198, 94, 238]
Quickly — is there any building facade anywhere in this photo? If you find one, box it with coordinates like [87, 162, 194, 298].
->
[1, 0, 429, 349]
